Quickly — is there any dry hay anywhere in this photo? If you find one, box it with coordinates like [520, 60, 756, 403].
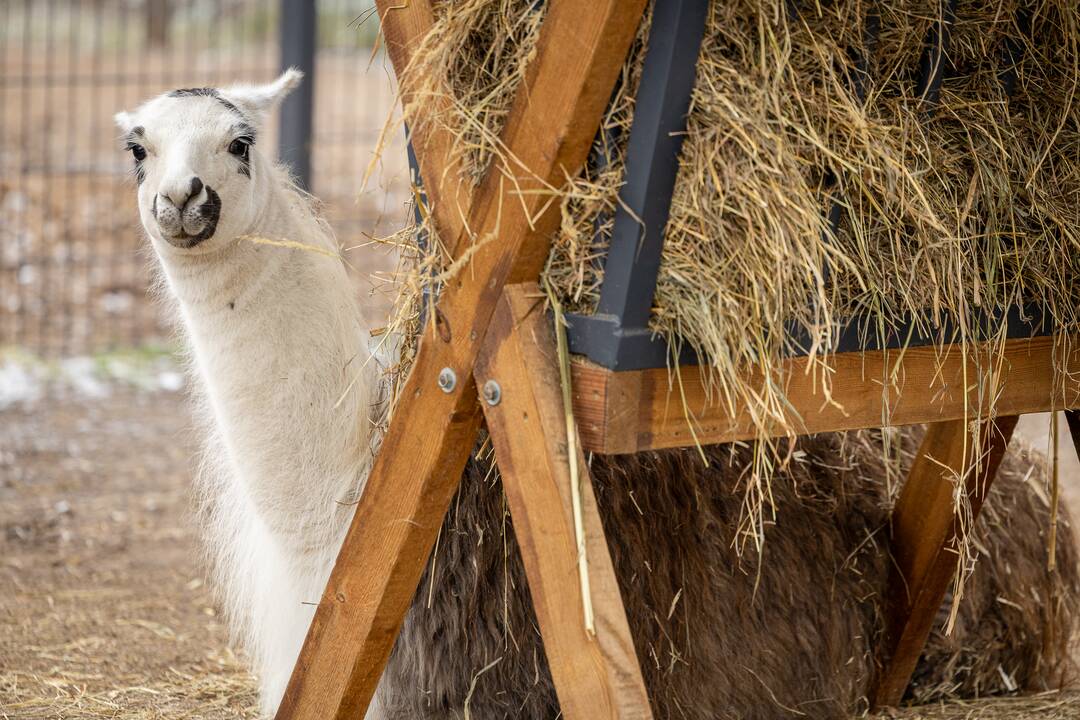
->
[374, 7, 1080, 652]
[392, 0, 1080, 348]
[871, 689, 1080, 718]
[0, 663, 257, 720]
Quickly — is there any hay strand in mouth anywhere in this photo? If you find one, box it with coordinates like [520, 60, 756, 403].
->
[237, 234, 339, 258]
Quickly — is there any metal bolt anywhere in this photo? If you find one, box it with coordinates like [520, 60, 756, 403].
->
[437, 367, 457, 393]
[482, 380, 502, 406]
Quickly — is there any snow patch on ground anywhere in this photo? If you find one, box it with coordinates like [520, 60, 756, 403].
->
[0, 347, 184, 410]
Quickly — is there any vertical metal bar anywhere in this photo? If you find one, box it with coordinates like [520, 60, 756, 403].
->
[109, 0, 130, 351]
[58, 0, 79, 356]
[130, 0, 152, 349]
[36, 0, 55, 353]
[278, 0, 316, 189]
[406, 134, 434, 330]
[86, 0, 104, 354]
[16, 0, 31, 348]
[0, 0, 8, 347]
[563, 0, 708, 370]
[594, 0, 708, 329]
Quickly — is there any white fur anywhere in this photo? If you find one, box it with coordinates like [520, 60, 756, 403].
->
[118, 70, 385, 716]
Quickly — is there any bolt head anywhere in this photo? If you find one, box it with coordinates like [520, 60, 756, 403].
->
[437, 367, 457, 393]
[482, 380, 502, 406]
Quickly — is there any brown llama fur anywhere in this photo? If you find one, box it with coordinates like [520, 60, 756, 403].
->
[376, 427, 1078, 719]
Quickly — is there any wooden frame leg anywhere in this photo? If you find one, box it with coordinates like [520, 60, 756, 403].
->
[476, 284, 653, 720]
[274, 3, 647, 718]
[872, 415, 1019, 708]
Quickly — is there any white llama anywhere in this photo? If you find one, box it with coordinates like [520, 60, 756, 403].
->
[115, 70, 384, 717]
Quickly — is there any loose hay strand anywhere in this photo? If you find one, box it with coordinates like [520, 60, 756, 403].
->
[544, 276, 596, 637]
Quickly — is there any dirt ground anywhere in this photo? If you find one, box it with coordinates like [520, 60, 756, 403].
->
[2, 370, 1079, 719]
[0, 387, 258, 719]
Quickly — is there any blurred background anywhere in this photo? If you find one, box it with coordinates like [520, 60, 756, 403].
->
[0, 0, 407, 358]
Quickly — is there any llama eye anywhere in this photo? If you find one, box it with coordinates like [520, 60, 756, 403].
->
[129, 144, 146, 162]
[228, 138, 251, 157]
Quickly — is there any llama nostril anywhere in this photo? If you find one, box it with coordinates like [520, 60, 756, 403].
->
[164, 189, 187, 208]
[163, 176, 204, 209]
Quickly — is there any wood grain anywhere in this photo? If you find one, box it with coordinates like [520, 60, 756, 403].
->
[871, 416, 1018, 708]
[476, 284, 654, 720]
[374, 0, 470, 243]
[276, 3, 648, 718]
[572, 336, 1080, 454]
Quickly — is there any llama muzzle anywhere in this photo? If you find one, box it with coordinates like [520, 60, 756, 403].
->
[152, 183, 222, 248]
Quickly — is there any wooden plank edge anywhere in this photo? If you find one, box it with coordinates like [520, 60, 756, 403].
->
[573, 335, 1080, 454]
[475, 284, 654, 719]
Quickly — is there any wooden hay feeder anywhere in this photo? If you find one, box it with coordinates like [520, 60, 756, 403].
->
[275, 1, 1080, 718]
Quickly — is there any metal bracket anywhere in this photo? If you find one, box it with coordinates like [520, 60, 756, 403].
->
[563, 0, 709, 371]
[278, 0, 316, 190]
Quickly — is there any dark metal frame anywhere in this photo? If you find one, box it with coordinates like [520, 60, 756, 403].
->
[561, 0, 709, 370]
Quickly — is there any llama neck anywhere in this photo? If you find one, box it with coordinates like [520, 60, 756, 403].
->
[159, 178, 376, 550]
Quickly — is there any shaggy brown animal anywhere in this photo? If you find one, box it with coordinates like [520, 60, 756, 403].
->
[375, 428, 1078, 719]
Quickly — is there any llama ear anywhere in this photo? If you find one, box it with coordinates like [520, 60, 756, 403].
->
[222, 68, 304, 125]
[115, 111, 137, 134]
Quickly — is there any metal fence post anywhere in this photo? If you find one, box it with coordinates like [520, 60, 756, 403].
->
[278, 0, 316, 190]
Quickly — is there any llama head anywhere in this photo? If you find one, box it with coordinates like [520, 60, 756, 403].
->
[115, 69, 303, 253]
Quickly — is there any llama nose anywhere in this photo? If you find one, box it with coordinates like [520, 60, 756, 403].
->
[164, 176, 204, 208]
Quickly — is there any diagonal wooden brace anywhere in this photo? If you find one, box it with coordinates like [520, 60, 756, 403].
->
[476, 283, 654, 720]
[275, 2, 648, 718]
[376, 0, 468, 243]
[872, 415, 1019, 708]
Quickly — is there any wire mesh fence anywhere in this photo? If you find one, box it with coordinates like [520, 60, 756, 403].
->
[0, 0, 407, 357]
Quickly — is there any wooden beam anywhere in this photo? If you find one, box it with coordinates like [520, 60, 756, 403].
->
[375, 0, 469, 243]
[572, 336, 1080, 454]
[476, 284, 654, 720]
[872, 415, 1019, 708]
[276, 3, 647, 719]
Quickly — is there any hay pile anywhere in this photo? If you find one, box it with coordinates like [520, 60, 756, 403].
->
[871, 690, 1080, 718]
[397, 0, 1080, 358]
[0, 664, 258, 719]
[555, 0, 1080, 355]
[377, 5, 1080, 710]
